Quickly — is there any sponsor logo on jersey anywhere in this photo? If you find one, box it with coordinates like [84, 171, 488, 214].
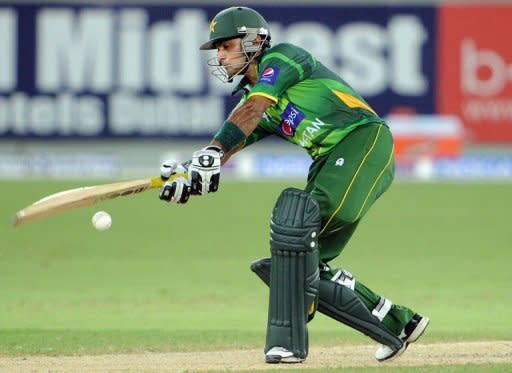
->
[280, 103, 305, 136]
[259, 66, 280, 85]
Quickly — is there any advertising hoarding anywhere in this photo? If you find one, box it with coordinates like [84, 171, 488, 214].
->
[437, 5, 512, 143]
[0, 4, 436, 138]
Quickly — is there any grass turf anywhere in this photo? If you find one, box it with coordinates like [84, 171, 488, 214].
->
[1, 181, 511, 354]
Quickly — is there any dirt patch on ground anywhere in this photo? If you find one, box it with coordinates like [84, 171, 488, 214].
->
[1, 341, 511, 372]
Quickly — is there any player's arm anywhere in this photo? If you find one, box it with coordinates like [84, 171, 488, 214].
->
[210, 94, 274, 164]
[184, 94, 273, 194]
[159, 95, 274, 203]
[228, 94, 275, 136]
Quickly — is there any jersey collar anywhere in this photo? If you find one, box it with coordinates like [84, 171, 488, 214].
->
[231, 76, 251, 96]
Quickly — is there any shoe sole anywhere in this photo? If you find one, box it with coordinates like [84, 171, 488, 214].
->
[376, 342, 409, 362]
[265, 355, 305, 364]
[376, 316, 430, 362]
[407, 316, 430, 343]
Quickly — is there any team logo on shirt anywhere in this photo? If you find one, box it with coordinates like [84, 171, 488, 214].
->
[258, 66, 280, 85]
[280, 103, 305, 136]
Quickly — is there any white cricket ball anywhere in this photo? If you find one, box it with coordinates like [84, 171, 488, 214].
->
[92, 211, 112, 231]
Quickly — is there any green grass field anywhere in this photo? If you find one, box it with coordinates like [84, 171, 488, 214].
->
[1, 180, 511, 370]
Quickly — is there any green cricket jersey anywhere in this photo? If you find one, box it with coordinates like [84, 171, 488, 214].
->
[233, 43, 386, 159]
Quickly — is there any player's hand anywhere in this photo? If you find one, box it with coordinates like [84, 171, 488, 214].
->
[160, 160, 187, 181]
[189, 146, 223, 195]
[159, 162, 191, 204]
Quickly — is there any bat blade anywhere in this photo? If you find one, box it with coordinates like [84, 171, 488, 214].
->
[12, 176, 168, 227]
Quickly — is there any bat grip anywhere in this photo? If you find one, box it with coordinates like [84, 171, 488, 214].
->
[150, 173, 188, 188]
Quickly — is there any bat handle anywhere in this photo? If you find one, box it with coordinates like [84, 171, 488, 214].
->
[150, 173, 188, 188]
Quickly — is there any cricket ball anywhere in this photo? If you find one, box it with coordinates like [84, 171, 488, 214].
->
[92, 211, 112, 231]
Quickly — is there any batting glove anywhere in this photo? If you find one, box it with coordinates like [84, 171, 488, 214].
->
[189, 146, 223, 195]
[159, 161, 191, 204]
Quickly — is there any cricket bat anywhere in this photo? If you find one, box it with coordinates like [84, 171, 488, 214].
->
[12, 174, 183, 227]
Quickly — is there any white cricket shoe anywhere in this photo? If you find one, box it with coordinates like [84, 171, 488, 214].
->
[265, 346, 305, 364]
[375, 313, 430, 362]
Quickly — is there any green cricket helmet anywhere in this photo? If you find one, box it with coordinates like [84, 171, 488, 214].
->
[200, 7, 271, 50]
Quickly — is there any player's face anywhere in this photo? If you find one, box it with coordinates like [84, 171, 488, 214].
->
[216, 38, 246, 77]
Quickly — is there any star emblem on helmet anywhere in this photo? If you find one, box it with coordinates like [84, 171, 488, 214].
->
[210, 19, 217, 33]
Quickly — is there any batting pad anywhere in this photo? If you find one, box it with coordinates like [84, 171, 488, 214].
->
[318, 278, 403, 350]
[265, 188, 321, 359]
[253, 258, 403, 350]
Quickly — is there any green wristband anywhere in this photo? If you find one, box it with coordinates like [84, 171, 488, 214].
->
[213, 120, 247, 153]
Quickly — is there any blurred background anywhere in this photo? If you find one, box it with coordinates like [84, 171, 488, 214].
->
[1, 0, 511, 182]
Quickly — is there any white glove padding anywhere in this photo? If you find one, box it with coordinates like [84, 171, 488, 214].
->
[159, 175, 190, 204]
[159, 162, 190, 204]
[189, 146, 222, 195]
[160, 160, 186, 180]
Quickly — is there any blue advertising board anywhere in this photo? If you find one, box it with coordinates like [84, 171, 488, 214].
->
[0, 3, 436, 138]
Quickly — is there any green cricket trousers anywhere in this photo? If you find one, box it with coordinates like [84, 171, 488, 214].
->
[305, 122, 394, 260]
[305, 122, 414, 334]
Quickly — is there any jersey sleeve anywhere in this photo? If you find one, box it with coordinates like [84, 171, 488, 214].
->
[248, 43, 317, 103]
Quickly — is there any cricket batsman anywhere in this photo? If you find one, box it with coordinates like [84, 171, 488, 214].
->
[158, 6, 429, 364]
